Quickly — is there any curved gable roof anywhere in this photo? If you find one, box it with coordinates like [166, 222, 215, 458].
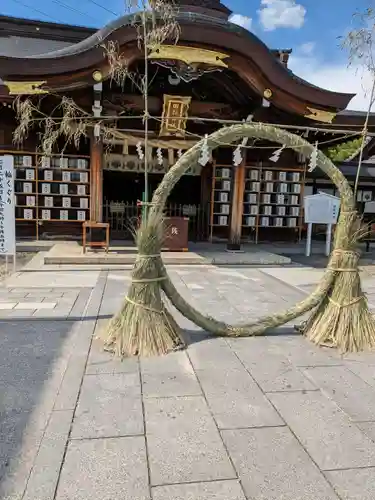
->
[0, 11, 355, 113]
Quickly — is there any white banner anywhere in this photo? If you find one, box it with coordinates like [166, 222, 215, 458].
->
[0, 156, 16, 255]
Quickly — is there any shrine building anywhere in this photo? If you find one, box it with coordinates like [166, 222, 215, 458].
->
[1, 0, 375, 248]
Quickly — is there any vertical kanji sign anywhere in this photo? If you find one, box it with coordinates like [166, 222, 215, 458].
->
[0, 156, 16, 261]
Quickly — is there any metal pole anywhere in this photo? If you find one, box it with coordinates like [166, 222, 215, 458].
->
[306, 223, 312, 257]
[142, 8, 149, 209]
[325, 223, 332, 257]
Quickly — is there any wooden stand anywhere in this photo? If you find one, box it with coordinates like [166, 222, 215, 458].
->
[82, 221, 109, 253]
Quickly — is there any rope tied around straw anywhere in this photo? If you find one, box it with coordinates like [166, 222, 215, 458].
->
[137, 254, 161, 258]
[327, 248, 360, 272]
[331, 248, 360, 257]
[328, 295, 366, 309]
[125, 295, 164, 313]
[132, 276, 166, 283]
[126, 275, 167, 310]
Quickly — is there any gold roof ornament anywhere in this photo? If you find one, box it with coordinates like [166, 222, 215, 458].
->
[305, 106, 336, 123]
[148, 45, 229, 68]
[4, 81, 47, 95]
[263, 88, 273, 99]
[92, 70, 103, 82]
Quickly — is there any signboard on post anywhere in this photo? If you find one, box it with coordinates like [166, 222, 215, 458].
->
[304, 192, 340, 257]
[0, 156, 16, 270]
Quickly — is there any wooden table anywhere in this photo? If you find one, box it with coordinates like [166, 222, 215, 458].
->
[82, 221, 110, 253]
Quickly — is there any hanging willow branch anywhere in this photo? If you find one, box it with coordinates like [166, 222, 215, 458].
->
[341, 7, 375, 195]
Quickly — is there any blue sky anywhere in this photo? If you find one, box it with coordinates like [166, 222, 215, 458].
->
[0, 0, 373, 109]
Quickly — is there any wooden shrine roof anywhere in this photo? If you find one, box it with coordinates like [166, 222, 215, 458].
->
[0, 10, 355, 120]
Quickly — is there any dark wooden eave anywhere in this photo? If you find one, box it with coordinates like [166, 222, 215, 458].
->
[0, 12, 354, 115]
[0, 14, 94, 43]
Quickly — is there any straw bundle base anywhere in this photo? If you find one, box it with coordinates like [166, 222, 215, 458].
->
[301, 250, 375, 353]
[103, 282, 185, 357]
[101, 209, 185, 357]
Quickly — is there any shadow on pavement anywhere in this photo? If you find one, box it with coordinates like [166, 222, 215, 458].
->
[0, 320, 75, 491]
[183, 325, 300, 346]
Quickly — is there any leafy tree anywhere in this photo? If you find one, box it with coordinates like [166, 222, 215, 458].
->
[325, 137, 363, 163]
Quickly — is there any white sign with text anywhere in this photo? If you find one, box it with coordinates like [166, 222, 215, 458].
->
[304, 192, 340, 257]
[304, 192, 340, 225]
[0, 156, 16, 256]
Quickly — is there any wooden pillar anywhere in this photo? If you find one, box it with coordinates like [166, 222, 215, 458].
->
[90, 137, 103, 222]
[90, 81, 103, 222]
[227, 162, 245, 251]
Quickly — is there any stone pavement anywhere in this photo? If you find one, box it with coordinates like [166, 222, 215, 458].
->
[2, 264, 375, 499]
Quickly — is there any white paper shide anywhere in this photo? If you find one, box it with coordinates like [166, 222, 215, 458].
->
[0, 156, 16, 255]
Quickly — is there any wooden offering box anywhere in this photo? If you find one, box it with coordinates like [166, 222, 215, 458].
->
[163, 217, 189, 251]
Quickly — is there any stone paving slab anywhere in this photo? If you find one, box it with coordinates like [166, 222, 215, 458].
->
[71, 373, 143, 439]
[15, 301, 56, 309]
[187, 338, 245, 371]
[222, 427, 339, 500]
[86, 337, 138, 375]
[196, 365, 283, 429]
[141, 351, 202, 398]
[145, 396, 236, 486]
[325, 468, 375, 500]
[55, 437, 149, 500]
[304, 366, 375, 421]
[23, 409, 74, 500]
[229, 337, 317, 392]
[5, 270, 100, 288]
[0, 302, 16, 309]
[268, 335, 343, 367]
[152, 480, 247, 500]
[269, 391, 375, 470]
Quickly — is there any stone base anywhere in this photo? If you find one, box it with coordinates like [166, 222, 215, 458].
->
[226, 243, 242, 252]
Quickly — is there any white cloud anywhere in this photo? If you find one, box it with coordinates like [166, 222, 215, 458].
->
[229, 13, 253, 31]
[258, 0, 306, 31]
[288, 53, 372, 111]
[299, 41, 316, 55]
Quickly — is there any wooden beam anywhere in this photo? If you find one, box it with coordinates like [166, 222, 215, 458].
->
[227, 161, 245, 250]
[103, 93, 241, 119]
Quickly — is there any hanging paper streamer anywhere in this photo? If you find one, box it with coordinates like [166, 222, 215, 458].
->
[122, 139, 129, 155]
[308, 141, 318, 172]
[168, 149, 175, 166]
[233, 115, 253, 166]
[94, 123, 101, 139]
[156, 147, 163, 165]
[233, 145, 242, 166]
[303, 130, 309, 138]
[177, 149, 183, 159]
[136, 142, 144, 160]
[269, 145, 285, 163]
[198, 134, 210, 166]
